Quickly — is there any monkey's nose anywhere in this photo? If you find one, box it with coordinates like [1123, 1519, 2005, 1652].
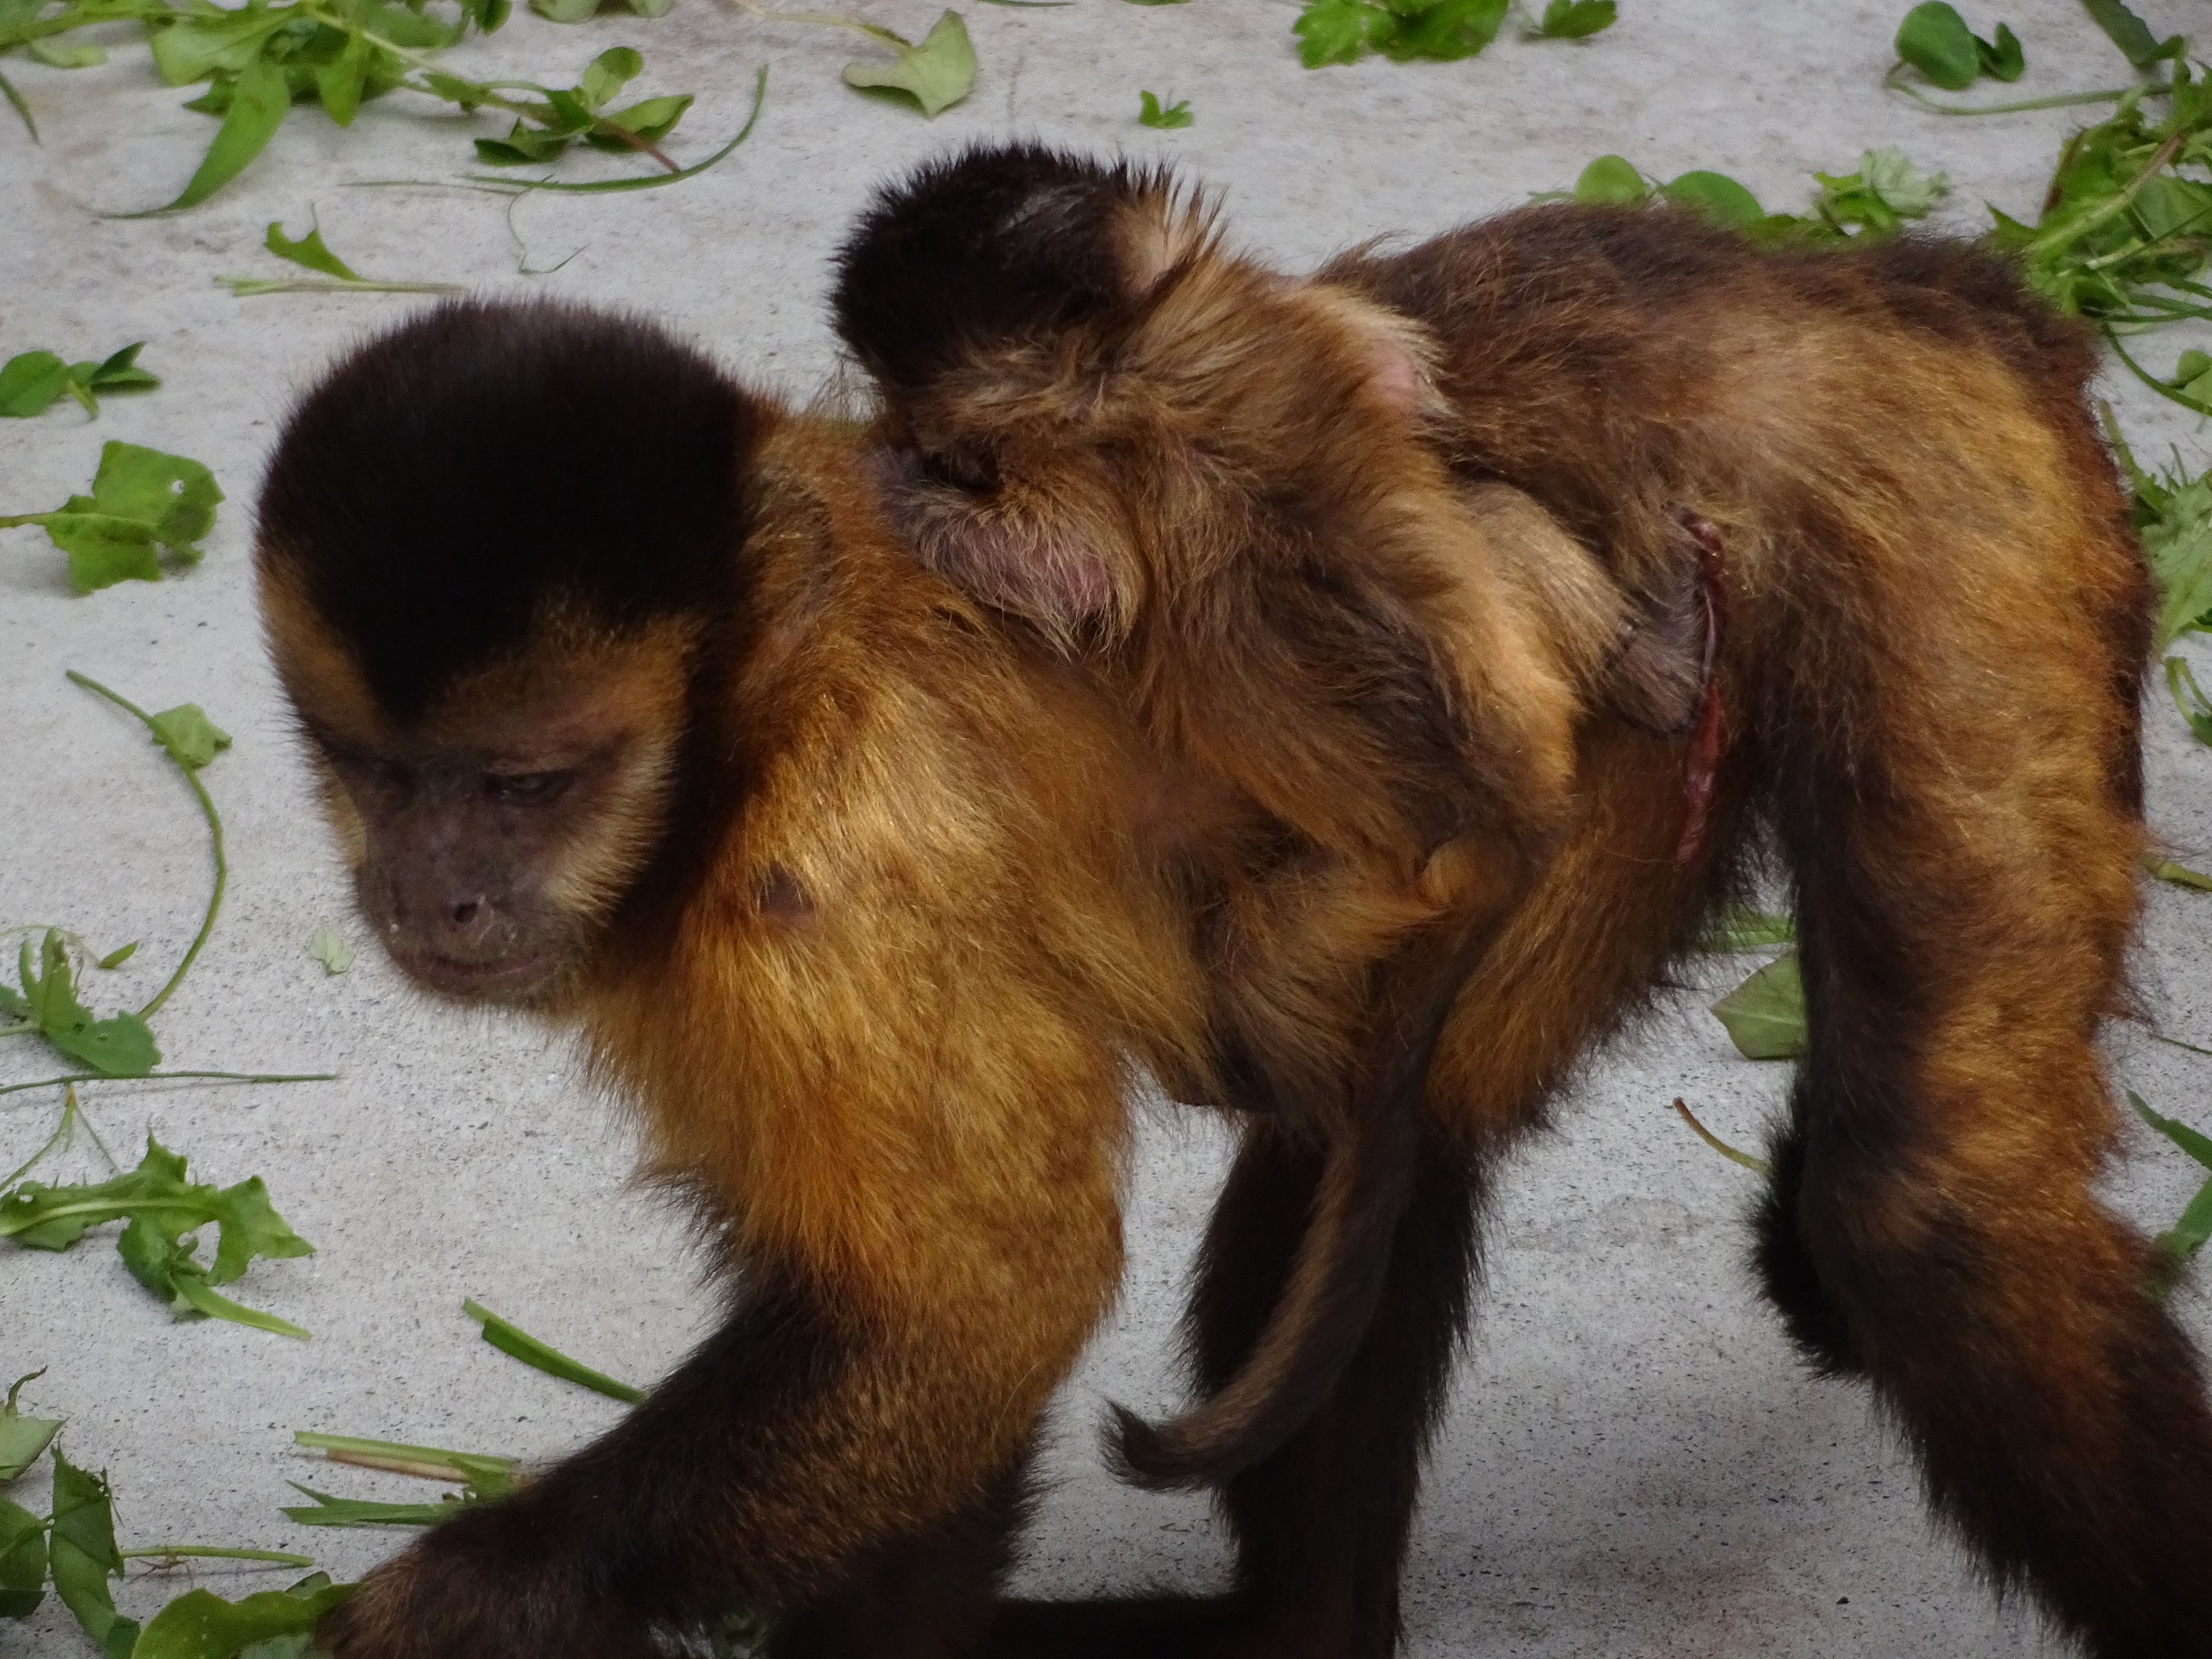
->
[450, 899, 482, 925]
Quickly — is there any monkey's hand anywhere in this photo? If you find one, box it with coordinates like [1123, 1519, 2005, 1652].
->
[314, 1495, 651, 1659]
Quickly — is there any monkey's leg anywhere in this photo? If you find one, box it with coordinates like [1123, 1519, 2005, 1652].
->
[1203, 1120, 1482, 1658]
[986, 1121, 1481, 1659]
[1757, 759, 2212, 1654]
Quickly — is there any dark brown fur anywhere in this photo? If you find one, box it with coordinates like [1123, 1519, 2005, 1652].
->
[264, 141, 2189, 1659]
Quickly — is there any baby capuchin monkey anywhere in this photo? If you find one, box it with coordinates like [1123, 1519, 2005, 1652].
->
[257, 142, 2198, 1659]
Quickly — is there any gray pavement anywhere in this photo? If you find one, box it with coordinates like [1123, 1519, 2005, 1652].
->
[5, 0, 2212, 1652]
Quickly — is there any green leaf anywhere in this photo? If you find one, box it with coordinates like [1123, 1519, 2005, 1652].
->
[10, 931, 160, 1075]
[2138, 462, 2212, 651]
[1975, 19, 2022, 80]
[148, 54, 290, 212]
[88, 440, 223, 558]
[42, 516, 162, 593]
[0, 1495, 44, 1619]
[2167, 657, 2212, 746]
[292, 1433, 516, 1491]
[532, 0, 597, 19]
[308, 926, 354, 975]
[476, 126, 572, 165]
[842, 9, 974, 117]
[0, 68, 33, 142]
[29, 34, 106, 64]
[1660, 169, 1765, 229]
[1532, 0, 1612, 38]
[311, 30, 371, 127]
[463, 1298, 646, 1402]
[1711, 950, 1806, 1060]
[0, 1372, 61, 1484]
[2145, 851, 2212, 891]
[85, 344, 158, 397]
[280, 1486, 473, 1529]
[2132, 1091, 2212, 1277]
[1895, 2, 1981, 89]
[96, 942, 140, 970]
[4, 1139, 311, 1334]
[2130, 1090, 2212, 1169]
[1374, 0, 1507, 61]
[463, 64, 764, 193]
[1695, 907, 1795, 951]
[1573, 154, 1647, 205]
[586, 91, 689, 145]
[1137, 89, 1191, 129]
[1294, 0, 1376, 65]
[1855, 145, 1948, 216]
[578, 44, 642, 109]
[148, 703, 232, 771]
[168, 1273, 312, 1340]
[133, 1578, 354, 1659]
[0, 351, 72, 418]
[205, 1177, 313, 1285]
[50, 1448, 128, 1652]
[2080, 0, 2182, 70]
[147, 10, 293, 86]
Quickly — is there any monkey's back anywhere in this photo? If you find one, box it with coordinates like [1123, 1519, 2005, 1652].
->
[1333, 207, 2155, 1140]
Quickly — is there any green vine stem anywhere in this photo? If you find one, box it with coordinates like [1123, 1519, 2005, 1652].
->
[121, 1546, 317, 1566]
[0, 1070, 335, 1102]
[64, 670, 222, 1021]
[1670, 1097, 1772, 1176]
[1881, 61, 2145, 116]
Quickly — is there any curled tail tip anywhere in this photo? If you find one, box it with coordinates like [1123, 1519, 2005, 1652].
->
[1101, 1400, 1234, 1493]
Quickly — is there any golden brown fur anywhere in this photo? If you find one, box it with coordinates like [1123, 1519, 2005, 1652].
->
[258, 145, 2189, 1659]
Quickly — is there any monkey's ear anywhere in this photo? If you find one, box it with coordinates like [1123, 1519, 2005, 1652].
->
[830, 143, 1170, 394]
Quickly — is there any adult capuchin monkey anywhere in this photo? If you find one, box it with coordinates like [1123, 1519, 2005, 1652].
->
[257, 142, 2195, 1659]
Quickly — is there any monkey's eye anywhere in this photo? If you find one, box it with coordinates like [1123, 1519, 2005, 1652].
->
[324, 745, 412, 801]
[483, 769, 576, 806]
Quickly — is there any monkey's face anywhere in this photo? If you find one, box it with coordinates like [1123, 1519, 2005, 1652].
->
[263, 578, 692, 1008]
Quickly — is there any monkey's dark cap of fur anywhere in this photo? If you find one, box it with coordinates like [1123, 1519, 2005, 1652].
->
[830, 142, 1146, 390]
[258, 298, 762, 721]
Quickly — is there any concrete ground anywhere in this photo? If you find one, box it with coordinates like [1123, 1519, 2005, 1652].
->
[5, 0, 2212, 1652]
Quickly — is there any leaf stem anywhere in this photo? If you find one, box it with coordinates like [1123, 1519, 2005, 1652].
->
[1670, 1097, 1772, 1176]
[121, 1545, 316, 1565]
[458, 67, 764, 195]
[0, 1071, 337, 1101]
[295, 1, 678, 170]
[216, 276, 467, 296]
[2103, 325, 2211, 414]
[2023, 128, 2188, 260]
[1, 1087, 81, 1189]
[0, 67, 34, 142]
[1881, 61, 2140, 115]
[63, 670, 224, 1020]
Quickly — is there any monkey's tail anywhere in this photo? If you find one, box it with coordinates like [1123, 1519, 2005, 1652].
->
[1103, 914, 1495, 1492]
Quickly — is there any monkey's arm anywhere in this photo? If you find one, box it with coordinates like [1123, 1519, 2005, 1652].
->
[317, 662, 1182, 1659]
[318, 1016, 1132, 1659]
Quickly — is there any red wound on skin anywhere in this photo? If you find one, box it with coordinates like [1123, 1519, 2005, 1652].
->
[1673, 514, 1729, 868]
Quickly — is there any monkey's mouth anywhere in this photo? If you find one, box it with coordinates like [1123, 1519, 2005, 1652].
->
[394, 949, 560, 1000]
